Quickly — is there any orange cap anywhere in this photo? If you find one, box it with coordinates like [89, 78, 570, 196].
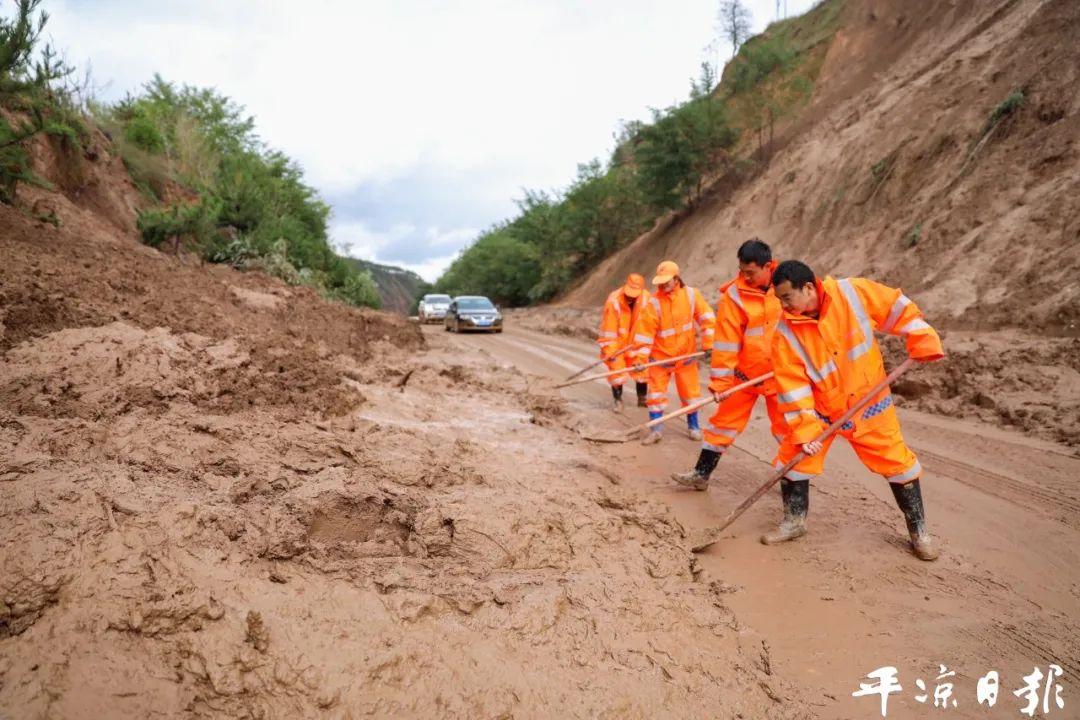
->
[652, 260, 680, 285]
[622, 273, 645, 298]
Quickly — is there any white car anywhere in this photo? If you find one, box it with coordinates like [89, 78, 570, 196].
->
[418, 293, 451, 323]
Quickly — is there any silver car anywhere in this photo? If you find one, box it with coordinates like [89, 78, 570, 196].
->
[418, 293, 451, 323]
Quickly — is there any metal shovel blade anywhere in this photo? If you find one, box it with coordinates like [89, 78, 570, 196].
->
[580, 428, 636, 444]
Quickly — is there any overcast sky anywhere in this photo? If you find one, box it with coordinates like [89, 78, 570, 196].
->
[43, 0, 814, 281]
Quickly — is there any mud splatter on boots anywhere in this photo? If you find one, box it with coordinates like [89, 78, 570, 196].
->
[611, 384, 624, 414]
[761, 478, 809, 545]
[671, 448, 721, 491]
[890, 479, 939, 561]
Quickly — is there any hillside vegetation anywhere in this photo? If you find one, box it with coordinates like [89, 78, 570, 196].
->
[562, 0, 1080, 337]
[433, 0, 844, 306]
[0, 0, 380, 309]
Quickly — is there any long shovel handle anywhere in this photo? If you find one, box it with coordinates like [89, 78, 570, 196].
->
[564, 345, 631, 382]
[626, 372, 775, 436]
[692, 358, 916, 552]
[554, 351, 706, 389]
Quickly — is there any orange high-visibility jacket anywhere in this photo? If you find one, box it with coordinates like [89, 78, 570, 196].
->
[633, 284, 715, 361]
[710, 263, 782, 396]
[773, 276, 944, 444]
[597, 287, 652, 358]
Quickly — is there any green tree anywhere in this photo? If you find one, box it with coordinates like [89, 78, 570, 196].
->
[632, 67, 738, 212]
[718, 0, 752, 58]
[436, 229, 541, 306]
[0, 0, 76, 204]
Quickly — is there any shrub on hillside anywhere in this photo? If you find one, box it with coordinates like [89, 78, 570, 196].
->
[136, 197, 221, 252]
[107, 75, 379, 309]
[329, 269, 381, 310]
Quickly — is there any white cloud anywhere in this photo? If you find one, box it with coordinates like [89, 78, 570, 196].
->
[42, 0, 816, 280]
[426, 226, 479, 247]
[395, 254, 460, 283]
[330, 219, 414, 258]
[329, 218, 466, 282]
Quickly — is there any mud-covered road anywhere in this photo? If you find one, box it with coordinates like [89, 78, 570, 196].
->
[444, 322, 1080, 719]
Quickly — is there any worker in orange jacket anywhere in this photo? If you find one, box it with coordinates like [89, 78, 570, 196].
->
[597, 273, 651, 413]
[632, 260, 715, 445]
[672, 239, 787, 490]
[766, 260, 945, 560]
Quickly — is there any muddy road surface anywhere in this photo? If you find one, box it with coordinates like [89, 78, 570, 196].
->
[445, 322, 1080, 720]
[2, 203, 1076, 718]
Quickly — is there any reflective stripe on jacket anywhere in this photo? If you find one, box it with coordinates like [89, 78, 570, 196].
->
[597, 287, 651, 356]
[772, 276, 944, 444]
[633, 284, 715, 361]
[710, 262, 781, 395]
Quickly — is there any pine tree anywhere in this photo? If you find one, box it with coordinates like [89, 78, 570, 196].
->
[0, 0, 73, 204]
[718, 0, 752, 58]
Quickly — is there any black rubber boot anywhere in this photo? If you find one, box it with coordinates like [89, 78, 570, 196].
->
[611, 384, 624, 414]
[761, 478, 809, 545]
[889, 479, 939, 561]
[671, 448, 722, 491]
[636, 382, 648, 407]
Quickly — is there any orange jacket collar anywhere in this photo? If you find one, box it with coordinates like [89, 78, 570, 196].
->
[782, 277, 832, 324]
[739, 259, 778, 295]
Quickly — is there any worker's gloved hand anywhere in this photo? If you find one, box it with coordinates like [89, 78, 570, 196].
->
[712, 391, 725, 403]
[632, 363, 645, 373]
[802, 440, 823, 456]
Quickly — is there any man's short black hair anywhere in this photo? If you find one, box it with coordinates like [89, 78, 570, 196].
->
[772, 260, 817, 290]
[737, 238, 772, 266]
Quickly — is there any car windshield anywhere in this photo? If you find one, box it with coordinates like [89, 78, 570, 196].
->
[456, 298, 495, 310]
[424, 295, 451, 304]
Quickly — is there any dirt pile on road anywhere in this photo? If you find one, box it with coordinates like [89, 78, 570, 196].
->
[505, 307, 598, 343]
[1, 171, 800, 716]
[883, 332, 1080, 448]
[564, 0, 1080, 335]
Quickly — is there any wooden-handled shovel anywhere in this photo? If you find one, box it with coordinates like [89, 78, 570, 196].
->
[563, 345, 631, 382]
[554, 351, 706, 390]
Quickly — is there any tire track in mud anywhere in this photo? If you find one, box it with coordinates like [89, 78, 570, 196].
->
[507, 327, 600, 357]
[470, 332, 613, 388]
[915, 448, 1080, 530]
[495, 334, 594, 373]
[958, 620, 1080, 682]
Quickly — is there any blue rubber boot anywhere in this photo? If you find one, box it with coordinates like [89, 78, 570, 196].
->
[687, 411, 702, 441]
[642, 410, 663, 445]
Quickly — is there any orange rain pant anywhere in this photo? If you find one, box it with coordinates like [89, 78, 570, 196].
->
[772, 400, 922, 484]
[645, 358, 701, 413]
[703, 388, 787, 453]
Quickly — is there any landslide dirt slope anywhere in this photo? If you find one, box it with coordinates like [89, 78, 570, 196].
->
[564, 0, 1080, 335]
[0, 115, 802, 716]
